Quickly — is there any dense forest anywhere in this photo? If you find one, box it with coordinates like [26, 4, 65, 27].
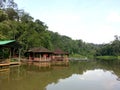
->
[0, 0, 120, 58]
[95, 35, 120, 57]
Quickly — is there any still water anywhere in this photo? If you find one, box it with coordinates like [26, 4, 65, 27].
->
[0, 60, 120, 90]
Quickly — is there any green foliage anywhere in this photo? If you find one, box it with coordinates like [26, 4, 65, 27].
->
[118, 56, 120, 60]
[0, 48, 9, 58]
[0, 9, 8, 22]
[1, 0, 119, 60]
[95, 35, 120, 57]
[95, 56, 118, 60]
[0, 1, 97, 57]
[5, 8, 18, 20]
[70, 54, 86, 58]
[0, 0, 17, 9]
[10, 58, 18, 62]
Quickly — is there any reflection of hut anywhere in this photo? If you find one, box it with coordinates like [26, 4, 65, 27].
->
[52, 48, 69, 65]
[25, 47, 53, 62]
[0, 40, 21, 66]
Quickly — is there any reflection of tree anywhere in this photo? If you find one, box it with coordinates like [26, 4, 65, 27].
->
[0, 61, 100, 90]
[117, 77, 120, 81]
[96, 60, 120, 80]
[1, 60, 120, 90]
[0, 68, 10, 81]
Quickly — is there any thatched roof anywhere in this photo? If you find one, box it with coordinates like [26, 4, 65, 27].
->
[27, 47, 52, 53]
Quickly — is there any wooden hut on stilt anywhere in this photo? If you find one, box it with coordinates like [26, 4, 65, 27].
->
[25, 47, 69, 67]
[25, 47, 53, 67]
[52, 48, 69, 66]
[0, 40, 21, 68]
[25, 47, 53, 62]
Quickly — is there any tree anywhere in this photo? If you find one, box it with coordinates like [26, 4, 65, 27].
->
[0, 9, 8, 22]
[0, 33, 6, 40]
[111, 36, 120, 56]
[5, 8, 18, 20]
[95, 36, 120, 56]
[0, 0, 99, 57]
[20, 13, 33, 23]
[0, 0, 6, 8]
[0, 0, 17, 9]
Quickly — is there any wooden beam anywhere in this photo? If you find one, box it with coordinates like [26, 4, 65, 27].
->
[18, 49, 21, 62]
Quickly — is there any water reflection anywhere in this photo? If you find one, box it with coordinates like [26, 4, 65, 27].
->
[46, 69, 120, 90]
[0, 60, 120, 90]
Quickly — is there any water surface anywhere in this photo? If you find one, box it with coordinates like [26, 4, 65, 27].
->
[0, 60, 120, 90]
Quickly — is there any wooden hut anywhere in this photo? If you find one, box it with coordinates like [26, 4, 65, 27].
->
[52, 48, 69, 65]
[25, 47, 53, 62]
[0, 40, 21, 67]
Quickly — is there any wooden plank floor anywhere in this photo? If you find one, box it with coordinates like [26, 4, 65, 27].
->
[0, 62, 20, 67]
[0, 63, 10, 67]
[10, 62, 21, 65]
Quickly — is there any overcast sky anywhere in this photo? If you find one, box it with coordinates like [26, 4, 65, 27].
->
[14, 0, 120, 44]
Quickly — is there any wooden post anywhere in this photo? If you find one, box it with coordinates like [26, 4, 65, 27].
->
[33, 52, 35, 61]
[18, 49, 21, 63]
[3, 49, 5, 59]
[13, 48, 15, 58]
[39, 54, 41, 62]
[45, 55, 46, 61]
[9, 48, 11, 62]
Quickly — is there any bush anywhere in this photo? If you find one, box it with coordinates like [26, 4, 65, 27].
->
[118, 56, 120, 60]
[95, 56, 118, 60]
[10, 58, 18, 62]
[70, 54, 86, 58]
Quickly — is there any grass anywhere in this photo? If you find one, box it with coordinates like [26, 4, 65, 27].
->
[118, 56, 120, 60]
[10, 58, 18, 62]
[70, 54, 86, 58]
[70, 54, 94, 59]
[95, 56, 118, 60]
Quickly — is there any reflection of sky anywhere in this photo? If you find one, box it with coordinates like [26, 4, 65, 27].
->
[46, 69, 120, 90]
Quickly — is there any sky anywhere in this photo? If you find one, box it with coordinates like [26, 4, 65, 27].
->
[14, 0, 120, 44]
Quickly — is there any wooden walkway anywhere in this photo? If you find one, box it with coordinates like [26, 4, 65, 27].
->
[0, 63, 10, 67]
[0, 62, 20, 67]
[10, 62, 21, 65]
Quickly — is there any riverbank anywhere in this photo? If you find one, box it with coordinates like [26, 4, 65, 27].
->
[95, 56, 120, 60]
[69, 57, 89, 61]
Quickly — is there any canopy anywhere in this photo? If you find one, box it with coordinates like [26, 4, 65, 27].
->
[0, 40, 15, 45]
[0, 40, 21, 48]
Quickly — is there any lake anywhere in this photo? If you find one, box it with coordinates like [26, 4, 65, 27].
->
[0, 60, 120, 90]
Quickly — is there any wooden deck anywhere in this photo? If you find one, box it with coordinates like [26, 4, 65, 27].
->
[10, 62, 21, 65]
[0, 62, 20, 67]
[0, 63, 10, 67]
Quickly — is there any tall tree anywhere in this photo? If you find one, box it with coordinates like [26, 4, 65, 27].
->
[5, 8, 18, 20]
[0, 0, 17, 9]
[20, 13, 33, 23]
[0, 9, 8, 22]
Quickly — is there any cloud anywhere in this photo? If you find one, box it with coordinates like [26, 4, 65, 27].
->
[106, 11, 120, 22]
[46, 13, 82, 33]
[32, 10, 120, 44]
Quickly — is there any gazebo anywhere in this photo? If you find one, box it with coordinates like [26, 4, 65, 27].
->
[25, 47, 53, 62]
[0, 40, 21, 65]
[52, 48, 69, 65]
